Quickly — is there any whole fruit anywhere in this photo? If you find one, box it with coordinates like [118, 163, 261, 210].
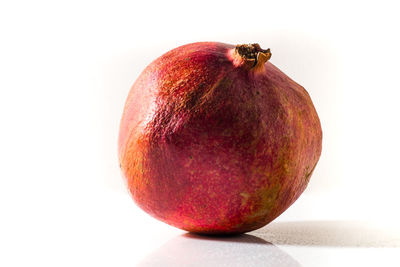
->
[118, 42, 322, 234]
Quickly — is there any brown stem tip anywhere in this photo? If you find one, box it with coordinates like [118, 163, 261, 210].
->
[235, 43, 271, 71]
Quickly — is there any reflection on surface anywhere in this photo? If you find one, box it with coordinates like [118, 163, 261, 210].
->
[138, 233, 301, 267]
[254, 220, 400, 247]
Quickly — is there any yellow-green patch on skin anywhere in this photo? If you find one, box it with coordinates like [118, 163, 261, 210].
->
[240, 192, 250, 206]
[247, 182, 281, 220]
[282, 162, 290, 173]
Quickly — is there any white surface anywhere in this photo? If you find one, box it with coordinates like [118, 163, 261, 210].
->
[1, 0, 400, 266]
[2, 191, 399, 266]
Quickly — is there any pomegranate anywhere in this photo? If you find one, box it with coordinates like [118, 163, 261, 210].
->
[118, 42, 322, 234]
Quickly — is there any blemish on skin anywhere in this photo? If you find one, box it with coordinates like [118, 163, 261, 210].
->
[221, 128, 232, 137]
[304, 171, 312, 182]
[282, 162, 289, 173]
[304, 163, 317, 182]
[199, 77, 224, 105]
[240, 192, 250, 206]
[247, 183, 281, 220]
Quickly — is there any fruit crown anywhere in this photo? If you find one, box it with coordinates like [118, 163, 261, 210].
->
[234, 43, 271, 70]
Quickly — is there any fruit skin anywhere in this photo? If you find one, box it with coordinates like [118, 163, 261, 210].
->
[118, 42, 322, 234]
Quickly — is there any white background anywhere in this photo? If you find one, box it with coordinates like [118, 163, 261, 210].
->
[1, 0, 400, 266]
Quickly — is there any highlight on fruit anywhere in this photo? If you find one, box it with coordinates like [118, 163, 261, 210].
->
[118, 42, 322, 234]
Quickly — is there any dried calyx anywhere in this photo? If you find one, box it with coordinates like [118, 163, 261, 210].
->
[235, 43, 271, 70]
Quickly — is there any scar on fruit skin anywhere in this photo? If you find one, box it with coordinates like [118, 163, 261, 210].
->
[305, 163, 317, 181]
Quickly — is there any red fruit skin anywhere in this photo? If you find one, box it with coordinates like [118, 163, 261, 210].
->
[118, 42, 322, 234]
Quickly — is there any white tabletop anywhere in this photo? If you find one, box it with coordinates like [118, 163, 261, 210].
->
[4, 189, 397, 267]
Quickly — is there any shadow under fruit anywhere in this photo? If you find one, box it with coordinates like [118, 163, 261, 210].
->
[118, 42, 322, 234]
